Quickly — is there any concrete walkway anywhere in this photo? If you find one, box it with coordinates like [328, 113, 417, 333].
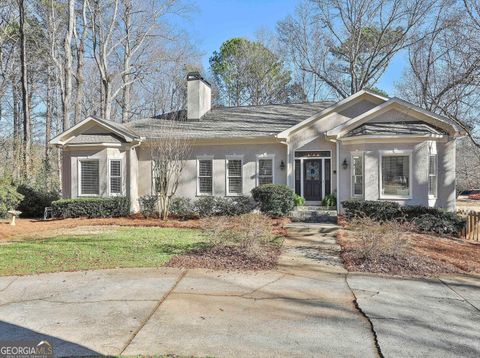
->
[0, 223, 378, 358]
[1, 224, 479, 357]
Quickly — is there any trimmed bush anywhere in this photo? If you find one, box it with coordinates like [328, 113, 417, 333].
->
[51, 197, 130, 218]
[251, 184, 295, 217]
[294, 194, 305, 206]
[170, 197, 196, 219]
[413, 213, 466, 236]
[193, 195, 255, 217]
[322, 194, 337, 207]
[138, 195, 158, 218]
[342, 200, 402, 221]
[341, 199, 466, 236]
[17, 185, 60, 218]
[0, 178, 23, 218]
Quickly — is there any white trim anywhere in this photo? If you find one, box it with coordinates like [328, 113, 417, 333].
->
[50, 116, 138, 145]
[351, 151, 364, 199]
[256, 154, 275, 187]
[225, 155, 243, 196]
[108, 158, 123, 196]
[196, 156, 214, 196]
[336, 141, 340, 212]
[338, 134, 446, 144]
[78, 158, 100, 197]
[277, 90, 388, 138]
[327, 98, 461, 139]
[378, 150, 413, 200]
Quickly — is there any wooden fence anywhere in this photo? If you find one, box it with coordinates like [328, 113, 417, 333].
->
[458, 210, 480, 241]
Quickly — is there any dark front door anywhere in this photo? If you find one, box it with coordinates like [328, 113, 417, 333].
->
[304, 159, 322, 201]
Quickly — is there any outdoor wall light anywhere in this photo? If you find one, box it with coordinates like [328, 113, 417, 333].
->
[280, 160, 285, 170]
[342, 158, 348, 170]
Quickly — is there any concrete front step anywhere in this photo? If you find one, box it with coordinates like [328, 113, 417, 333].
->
[289, 208, 337, 224]
[294, 205, 336, 212]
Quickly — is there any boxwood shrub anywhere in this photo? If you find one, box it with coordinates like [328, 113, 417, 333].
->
[341, 199, 466, 236]
[251, 184, 295, 217]
[138, 195, 158, 218]
[51, 197, 130, 218]
[17, 185, 60, 218]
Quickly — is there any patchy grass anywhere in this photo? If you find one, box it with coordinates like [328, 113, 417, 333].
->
[337, 218, 480, 276]
[0, 226, 207, 276]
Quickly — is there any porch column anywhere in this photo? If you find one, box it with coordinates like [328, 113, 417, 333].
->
[127, 145, 140, 213]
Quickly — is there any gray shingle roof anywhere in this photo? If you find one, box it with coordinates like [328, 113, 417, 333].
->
[68, 134, 124, 144]
[124, 102, 335, 139]
[346, 121, 447, 137]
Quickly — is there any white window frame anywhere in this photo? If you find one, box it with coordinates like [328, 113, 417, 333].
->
[226, 155, 243, 196]
[351, 152, 364, 198]
[256, 154, 275, 187]
[78, 158, 100, 197]
[108, 158, 123, 196]
[428, 153, 438, 198]
[196, 155, 214, 196]
[379, 150, 413, 200]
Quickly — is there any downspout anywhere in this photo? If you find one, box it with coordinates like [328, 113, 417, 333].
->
[336, 140, 340, 213]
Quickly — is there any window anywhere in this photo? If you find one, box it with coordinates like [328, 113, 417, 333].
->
[197, 159, 213, 195]
[428, 154, 437, 197]
[352, 154, 363, 197]
[257, 158, 273, 186]
[109, 160, 122, 195]
[80, 160, 99, 195]
[381, 154, 411, 198]
[227, 158, 242, 195]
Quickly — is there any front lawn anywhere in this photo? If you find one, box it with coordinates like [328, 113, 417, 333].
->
[0, 226, 207, 276]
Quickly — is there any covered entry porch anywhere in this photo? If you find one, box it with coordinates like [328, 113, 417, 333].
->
[293, 150, 333, 204]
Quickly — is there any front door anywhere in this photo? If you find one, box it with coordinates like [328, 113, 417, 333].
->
[304, 159, 322, 201]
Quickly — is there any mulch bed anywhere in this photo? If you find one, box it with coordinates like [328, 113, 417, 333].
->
[337, 229, 480, 277]
[165, 244, 282, 271]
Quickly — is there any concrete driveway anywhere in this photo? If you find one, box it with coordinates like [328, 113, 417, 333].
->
[0, 223, 479, 357]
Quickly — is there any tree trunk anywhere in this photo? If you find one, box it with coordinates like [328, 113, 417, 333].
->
[74, 0, 87, 124]
[122, 0, 132, 123]
[19, 0, 31, 180]
[63, 0, 75, 130]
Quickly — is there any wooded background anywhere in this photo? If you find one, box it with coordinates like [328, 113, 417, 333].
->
[0, 0, 479, 193]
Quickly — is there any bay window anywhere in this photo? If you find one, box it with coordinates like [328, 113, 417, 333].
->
[351, 154, 364, 197]
[109, 159, 122, 195]
[428, 154, 437, 197]
[381, 153, 411, 198]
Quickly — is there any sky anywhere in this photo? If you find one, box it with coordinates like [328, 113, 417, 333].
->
[179, 0, 406, 97]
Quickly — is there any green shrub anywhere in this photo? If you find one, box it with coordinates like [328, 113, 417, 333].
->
[193, 196, 255, 217]
[51, 197, 130, 218]
[413, 213, 466, 236]
[251, 184, 295, 217]
[322, 194, 336, 207]
[294, 194, 305, 206]
[138, 195, 158, 218]
[170, 197, 196, 219]
[0, 178, 23, 218]
[194, 196, 217, 217]
[16, 185, 60, 218]
[341, 200, 466, 236]
[342, 200, 402, 221]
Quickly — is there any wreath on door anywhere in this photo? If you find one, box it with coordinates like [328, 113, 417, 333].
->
[306, 162, 320, 180]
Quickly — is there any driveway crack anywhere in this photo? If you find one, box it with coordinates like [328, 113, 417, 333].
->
[345, 273, 384, 358]
[438, 278, 480, 315]
[119, 269, 188, 355]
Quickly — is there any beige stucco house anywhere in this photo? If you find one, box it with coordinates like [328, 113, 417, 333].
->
[50, 72, 465, 213]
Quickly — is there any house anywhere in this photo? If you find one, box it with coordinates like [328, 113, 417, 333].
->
[50, 72, 465, 213]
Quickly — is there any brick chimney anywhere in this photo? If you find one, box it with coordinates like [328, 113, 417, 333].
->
[187, 72, 211, 120]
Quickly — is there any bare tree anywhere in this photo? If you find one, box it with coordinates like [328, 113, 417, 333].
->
[150, 120, 191, 220]
[278, 0, 432, 99]
[18, 0, 31, 179]
[397, 0, 480, 147]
